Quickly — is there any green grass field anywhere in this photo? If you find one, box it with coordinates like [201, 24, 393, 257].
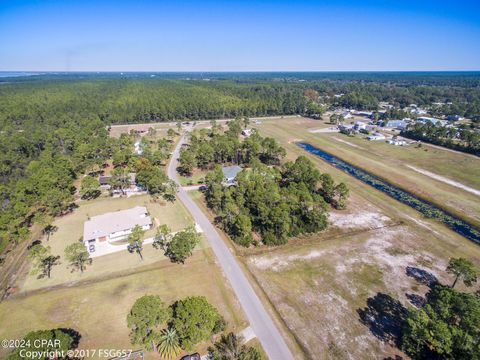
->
[0, 248, 247, 360]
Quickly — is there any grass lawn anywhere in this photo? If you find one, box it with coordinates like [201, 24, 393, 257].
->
[253, 116, 480, 228]
[179, 169, 208, 186]
[0, 248, 248, 360]
[19, 194, 198, 292]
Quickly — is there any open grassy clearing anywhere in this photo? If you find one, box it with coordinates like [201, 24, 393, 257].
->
[19, 194, 199, 292]
[246, 203, 480, 359]
[0, 248, 248, 360]
[253, 116, 480, 228]
[179, 168, 208, 186]
[109, 122, 177, 138]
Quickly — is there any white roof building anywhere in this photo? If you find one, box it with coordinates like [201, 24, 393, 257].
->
[83, 206, 153, 254]
[417, 117, 447, 126]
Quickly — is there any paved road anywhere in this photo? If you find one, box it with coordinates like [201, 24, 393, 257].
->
[168, 134, 295, 360]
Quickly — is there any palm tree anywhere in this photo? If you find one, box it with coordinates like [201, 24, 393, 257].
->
[157, 328, 182, 360]
[213, 332, 243, 359]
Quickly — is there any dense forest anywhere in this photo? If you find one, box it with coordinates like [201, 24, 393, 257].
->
[0, 73, 479, 253]
[402, 122, 480, 155]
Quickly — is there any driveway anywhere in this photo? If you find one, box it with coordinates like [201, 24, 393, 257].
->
[167, 133, 294, 360]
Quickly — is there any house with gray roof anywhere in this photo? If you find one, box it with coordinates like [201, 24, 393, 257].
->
[222, 165, 242, 185]
[83, 206, 152, 254]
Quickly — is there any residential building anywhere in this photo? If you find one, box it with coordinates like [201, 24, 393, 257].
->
[416, 117, 447, 126]
[387, 139, 407, 146]
[367, 133, 386, 141]
[354, 121, 367, 130]
[134, 140, 143, 155]
[241, 128, 253, 137]
[386, 120, 408, 130]
[222, 165, 242, 185]
[447, 115, 463, 121]
[83, 206, 153, 254]
[355, 111, 373, 117]
[99, 175, 111, 187]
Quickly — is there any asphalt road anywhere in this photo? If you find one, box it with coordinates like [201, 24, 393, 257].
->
[167, 133, 295, 360]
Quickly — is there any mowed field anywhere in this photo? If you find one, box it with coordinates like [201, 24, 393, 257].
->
[19, 194, 196, 292]
[1, 192, 249, 359]
[0, 248, 247, 359]
[255, 116, 480, 228]
[210, 116, 480, 359]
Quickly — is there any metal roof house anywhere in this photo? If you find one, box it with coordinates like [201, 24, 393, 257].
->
[416, 117, 447, 126]
[83, 206, 152, 254]
[386, 120, 408, 129]
[222, 165, 242, 185]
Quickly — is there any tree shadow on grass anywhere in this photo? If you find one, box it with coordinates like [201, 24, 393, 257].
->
[405, 293, 426, 308]
[405, 266, 438, 287]
[58, 328, 81, 349]
[357, 293, 407, 347]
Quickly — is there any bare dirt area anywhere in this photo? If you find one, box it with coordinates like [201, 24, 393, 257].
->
[246, 211, 453, 360]
[241, 116, 480, 359]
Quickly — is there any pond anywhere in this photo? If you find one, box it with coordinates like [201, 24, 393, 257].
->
[298, 142, 480, 244]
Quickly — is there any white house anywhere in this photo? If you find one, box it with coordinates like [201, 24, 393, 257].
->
[387, 139, 407, 146]
[241, 128, 253, 137]
[354, 121, 367, 130]
[83, 206, 153, 254]
[134, 140, 143, 155]
[355, 111, 373, 117]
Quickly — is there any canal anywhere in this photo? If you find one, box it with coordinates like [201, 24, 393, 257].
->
[297, 142, 480, 244]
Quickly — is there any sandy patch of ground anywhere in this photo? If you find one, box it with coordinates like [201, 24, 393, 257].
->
[331, 136, 366, 149]
[308, 127, 339, 133]
[406, 165, 480, 197]
[248, 225, 447, 359]
[328, 211, 392, 230]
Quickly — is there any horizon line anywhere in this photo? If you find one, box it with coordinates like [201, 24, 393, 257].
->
[1, 70, 480, 73]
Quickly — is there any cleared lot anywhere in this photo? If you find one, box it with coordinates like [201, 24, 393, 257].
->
[19, 194, 196, 292]
[0, 248, 248, 359]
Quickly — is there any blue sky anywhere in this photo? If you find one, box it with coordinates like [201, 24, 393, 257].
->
[0, 0, 479, 71]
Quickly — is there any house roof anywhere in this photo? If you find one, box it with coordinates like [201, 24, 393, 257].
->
[83, 206, 152, 241]
[99, 176, 111, 185]
[222, 165, 242, 180]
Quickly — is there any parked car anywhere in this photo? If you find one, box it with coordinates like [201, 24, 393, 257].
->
[181, 353, 201, 360]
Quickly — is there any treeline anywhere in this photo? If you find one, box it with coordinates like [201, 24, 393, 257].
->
[0, 79, 309, 127]
[177, 119, 286, 176]
[402, 123, 480, 156]
[1, 75, 478, 252]
[0, 116, 112, 252]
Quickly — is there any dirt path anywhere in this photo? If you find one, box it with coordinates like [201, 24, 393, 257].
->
[0, 240, 31, 301]
[332, 136, 365, 149]
[406, 165, 480, 197]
